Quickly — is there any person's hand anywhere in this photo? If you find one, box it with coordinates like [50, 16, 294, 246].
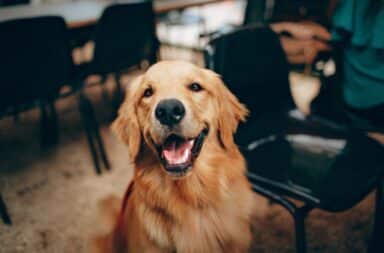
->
[270, 22, 331, 64]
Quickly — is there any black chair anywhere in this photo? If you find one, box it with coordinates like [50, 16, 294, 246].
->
[244, 0, 332, 26]
[243, 0, 270, 25]
[0, 16, 110, 223]
[205, 25, 384, 253]
[0, 16, 73, 146]
[0, 0, 29, 7]
[78, 1, 159, 116]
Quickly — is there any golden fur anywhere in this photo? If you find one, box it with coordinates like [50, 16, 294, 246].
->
[96, 61, 254, 253]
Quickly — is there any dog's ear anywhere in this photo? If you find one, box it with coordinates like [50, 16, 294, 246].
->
[112, 75, 143, 162]
[205, 70, 248, 149]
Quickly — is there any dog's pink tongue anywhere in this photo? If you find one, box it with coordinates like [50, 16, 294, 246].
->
[163, 140, 194, 165]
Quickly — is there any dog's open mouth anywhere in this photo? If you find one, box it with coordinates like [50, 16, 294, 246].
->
[158, 128, 208, 177]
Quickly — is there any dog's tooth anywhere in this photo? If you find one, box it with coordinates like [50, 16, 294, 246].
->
[181, 149, 187, 163]
[183, 148, 191, 162]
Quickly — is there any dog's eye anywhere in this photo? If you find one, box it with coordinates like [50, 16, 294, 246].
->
[188, 82, 203, 92]
[143, 87, 154, 98]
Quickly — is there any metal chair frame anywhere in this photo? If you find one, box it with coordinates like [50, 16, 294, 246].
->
[205, 24, 384, 253]
[248, 172, 383, 253]
[78, 1, 159, 118]
[0, 16, 110, 225]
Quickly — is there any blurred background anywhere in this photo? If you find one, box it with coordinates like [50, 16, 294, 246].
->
[0, 0, 383, 252]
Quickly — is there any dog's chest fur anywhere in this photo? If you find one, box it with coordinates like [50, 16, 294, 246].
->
[132, 169, 253, 253]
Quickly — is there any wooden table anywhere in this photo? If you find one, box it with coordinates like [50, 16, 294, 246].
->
[0, 0, 224, 29]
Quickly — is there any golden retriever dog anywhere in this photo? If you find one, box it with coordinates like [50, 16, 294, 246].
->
[100, 61, 254, 253]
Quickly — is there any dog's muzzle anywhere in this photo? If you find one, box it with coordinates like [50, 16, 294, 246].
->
[156, 128, 208, 178]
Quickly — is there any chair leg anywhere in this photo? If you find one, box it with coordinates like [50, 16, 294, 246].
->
[39, 102, 49, 148]
[94, 128, 110, 170]
[39, 101, 59, 148]
[79, 94, 102, 174]
[47, 101, 59, 145]
[248, 178, 313, 253]
[0, 194, 11, 225]
[86, 97, 110, 170]
[294, 207, 310, 253]
[368, 178, 384, 253]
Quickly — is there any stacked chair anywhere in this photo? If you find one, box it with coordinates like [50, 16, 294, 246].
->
[0, 16, 110, 174]
[205, 25, 384, 253]
[77, 1, 159, 117]
[0, 16, 109, 225]
[0, 0, 160, 226]
[74, 0, 159, 171]
[73, 0, 159, 171]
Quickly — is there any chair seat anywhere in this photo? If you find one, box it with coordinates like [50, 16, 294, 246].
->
[241, 110, 384, 212]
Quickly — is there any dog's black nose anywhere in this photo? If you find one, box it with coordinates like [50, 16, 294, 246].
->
[155, 99, 185, 127]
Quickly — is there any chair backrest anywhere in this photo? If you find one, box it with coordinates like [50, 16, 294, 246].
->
[243, 0, 268, 25]
[92, 1, 159, 74]
[269, 0, 330, 25]
[205, 25, 295, 119]
[0, 16, 72, 111]
[244, 0, 331, 27]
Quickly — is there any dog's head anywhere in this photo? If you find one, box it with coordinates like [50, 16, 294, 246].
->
[113, 61, 248, 178]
